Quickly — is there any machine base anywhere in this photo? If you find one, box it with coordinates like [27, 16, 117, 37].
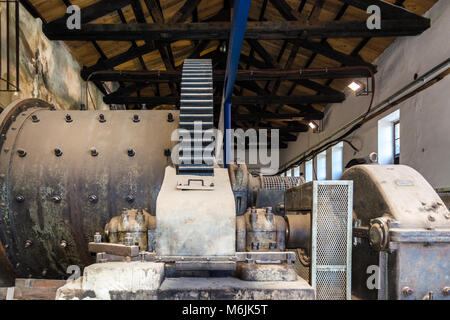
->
[55, 262, 314, 300]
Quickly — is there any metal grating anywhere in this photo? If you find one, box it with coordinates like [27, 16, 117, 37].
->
[311, 181, 353, 300]
[262, 176, 303, 190]
[316, 270, 347, 300]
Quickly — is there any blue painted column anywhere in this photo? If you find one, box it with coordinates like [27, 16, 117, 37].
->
[222, 0, 251, 167]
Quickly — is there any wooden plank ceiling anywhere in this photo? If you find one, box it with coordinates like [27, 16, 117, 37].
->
[20, 0, 437, 147]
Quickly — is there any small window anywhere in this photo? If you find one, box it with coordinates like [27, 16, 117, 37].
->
[293, 166, 300, 177]
[305, 159, 313, 182]
[378, 110, 400, 165]
[286, 169, 292, 177]
[332, 142, 343, 180]
[317, 151, 327, 181]
[393, 120, 400, 164]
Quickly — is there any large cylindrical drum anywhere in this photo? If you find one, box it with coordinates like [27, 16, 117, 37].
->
[0, 99, 179, 285]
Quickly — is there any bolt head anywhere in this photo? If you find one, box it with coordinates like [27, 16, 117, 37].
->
[402, 286, 414, 296]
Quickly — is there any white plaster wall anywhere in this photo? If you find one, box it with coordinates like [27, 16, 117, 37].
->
[0, 3, 108, 111]
[280, 0, 450, 189]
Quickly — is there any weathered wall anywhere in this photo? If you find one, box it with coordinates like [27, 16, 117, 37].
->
[0, 3, 107, 111]
[280, 0, 450, 189]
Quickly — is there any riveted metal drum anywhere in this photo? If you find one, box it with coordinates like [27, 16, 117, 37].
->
[0, 99, 179, 285]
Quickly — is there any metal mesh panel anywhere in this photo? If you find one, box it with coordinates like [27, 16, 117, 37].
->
[262, 176, 303, 190]
[316, 184, 349, 265]
[311, 181, 352, 300]
[316, 270, 347, 300]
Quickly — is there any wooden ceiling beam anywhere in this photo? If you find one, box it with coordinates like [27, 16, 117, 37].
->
[88, 67, 371, 82]
[268, 0, 306, 22]
[43, 19, 431, 41]
[337, 0, 422, 20]
[46, 0, 132, 26]
[168, 0, 203, 24]
[234, 112, 321, 121]
[103, 94, 344, 105]
[245, 39, 345, 97]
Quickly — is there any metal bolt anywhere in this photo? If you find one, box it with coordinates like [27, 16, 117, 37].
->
[15, 195, 25, 203]
[133, 114, 140, 123]
[42, 269, 48, 277]
[94, 232, 102, 243]
[90, 148, 98, 157]
[444, 214, 449, 220]
[99, 114, 106, 123]
[125, 195, 135, 203]
[52, 195, 62, 203]
[164, 149, 171, 157]
[402, 286, 414, 297]
[17, 149, 27, 157]
[25, 240, 32, 248]
[54, 148, 63, 157]
[210, 183, 214, 187]
[31, 115, 39, 123]
[65, 114, 73, 123]
[442, 287, 450, 296]
[60, 240, 67, 248]
[167, 113, 174, 122]
[428, 215, 435, 222]
[128, 148, 135, 157]
[88, 194, 98, 204]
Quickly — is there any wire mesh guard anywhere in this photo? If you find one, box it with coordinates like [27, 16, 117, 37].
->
[311, 181, 353, 300]
[261, 176, 303, 190]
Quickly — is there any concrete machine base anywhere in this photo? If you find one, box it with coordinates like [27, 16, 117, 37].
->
[56, 262, 315, 300]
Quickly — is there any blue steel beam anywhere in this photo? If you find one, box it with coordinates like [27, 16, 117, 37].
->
[221, 0, 251, 167]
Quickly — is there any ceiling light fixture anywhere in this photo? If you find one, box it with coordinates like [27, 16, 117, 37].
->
[348, 81, 363, 92]
[308, 121, 318, 130]
[348, 79, 371, 96]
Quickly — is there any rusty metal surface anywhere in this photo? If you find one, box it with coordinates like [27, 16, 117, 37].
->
[0, 99, 179, 282]
[343, 165, 450, 300]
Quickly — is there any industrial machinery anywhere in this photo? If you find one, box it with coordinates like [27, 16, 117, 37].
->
[342, 165, 450, 300]
[0, 98, 178, 285]
[0, 59, 448, 300]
